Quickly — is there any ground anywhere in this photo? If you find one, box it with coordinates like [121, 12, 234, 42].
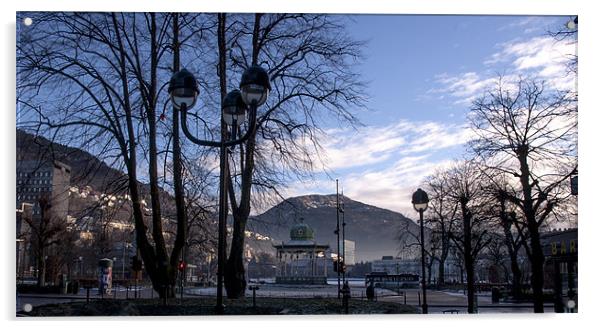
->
[18, 297, 418, 316]
[16, 282, 557, 316]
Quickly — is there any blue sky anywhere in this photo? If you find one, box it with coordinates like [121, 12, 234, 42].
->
[284, 15, 576, 215]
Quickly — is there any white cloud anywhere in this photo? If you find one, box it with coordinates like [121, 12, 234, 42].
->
[486, 36, 576, 89]
[433, 35, 576, 105]
[318, 124, 408, 170]
[276, 119, 472, 214]
[496, 17, 552, 34]
[342, 157, 457, 215]
[431, 72, 501, 105]
[317, 119, 471, 171]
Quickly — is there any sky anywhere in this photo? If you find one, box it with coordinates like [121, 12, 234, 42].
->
[282, 15, 577, 216]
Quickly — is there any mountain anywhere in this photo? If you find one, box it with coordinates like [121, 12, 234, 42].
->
[17, 129, 127, 193]
[17, 130, 421, 262]
[248, 194, 421, 262]
[16, 129, 181, 223]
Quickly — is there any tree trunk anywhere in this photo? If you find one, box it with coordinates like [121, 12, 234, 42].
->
[509, 252, 522, 299]
[36, 250, 46, 287]
[437, 254, 446, 287]
[427, 261, 433, 285]
[462, 200, 476, 314]
[466, 257, 476, 313]
[517, 146, 545, 313]
[438, 231, 449, 287]
[501, 206, 522, 299]
[151, 266, 176, 299]
[223, 12, 263, 299]
[225, 212, 247, 298]
[529, 223, 545, 313]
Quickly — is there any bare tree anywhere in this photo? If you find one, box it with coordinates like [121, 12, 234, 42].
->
[481, 232, 509, 284]
[424, 169, 458, 287]
[18, 12, 366, 299]
[21, 196, 67, 287]
[490, 186, 525, 299]
[548, 16, 577, 75]
[469, 76, 577, 312]
[17, 12, 215, 298]
[205, 13, 366, 297]
[445, 161, 493, 314]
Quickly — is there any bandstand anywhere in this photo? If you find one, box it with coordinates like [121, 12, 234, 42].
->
[274, 220, 330, 285]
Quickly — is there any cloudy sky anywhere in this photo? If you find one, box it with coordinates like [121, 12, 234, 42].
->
[282, 15, 577, 216]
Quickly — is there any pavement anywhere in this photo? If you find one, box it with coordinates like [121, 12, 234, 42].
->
[17, 285, 156, 310]
[378, 289, 555, 314]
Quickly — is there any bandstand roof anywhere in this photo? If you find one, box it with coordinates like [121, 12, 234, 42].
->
[273, 240, 330, 251]
[273, 219, 329, 251]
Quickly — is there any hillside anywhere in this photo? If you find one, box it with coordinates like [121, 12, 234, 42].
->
[17, 129, 127, 193]
[17, 129, 422, 263]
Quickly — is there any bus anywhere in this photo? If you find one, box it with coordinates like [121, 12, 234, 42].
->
[365, 272, 420, 289]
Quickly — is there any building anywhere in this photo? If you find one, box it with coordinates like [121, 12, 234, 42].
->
[541, 228, 578, 312]
[16, 159, 72, 278]
[372, 256, 421, 275]
[340, 240, 356, 266]
[16, 160, 72, 219]
[273, 220, 330, 285]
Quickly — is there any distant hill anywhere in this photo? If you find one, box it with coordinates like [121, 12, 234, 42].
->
[248, 194, 421, 262]
[16, 129, 183, 223]
[17, 129, 127, 193]
[17, 129, 422, 262]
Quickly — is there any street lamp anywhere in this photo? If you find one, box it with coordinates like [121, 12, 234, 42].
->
[340, 193, 346, 285]
[334, 179, 341, 299]
[169, 68, 199, 110]
[566, 16, 578, 30]
[412, 188, 429, 314]
[169, 65, 270, 314]
[16, 238, 25, 283]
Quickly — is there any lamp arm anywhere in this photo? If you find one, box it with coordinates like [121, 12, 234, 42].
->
[180, 103, 222, 147]
[179, 102, 259, 148]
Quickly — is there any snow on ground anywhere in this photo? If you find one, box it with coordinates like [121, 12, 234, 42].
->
[189, 283, 394, 299]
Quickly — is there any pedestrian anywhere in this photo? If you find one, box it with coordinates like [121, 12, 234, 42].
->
[366, 280, 375, 301]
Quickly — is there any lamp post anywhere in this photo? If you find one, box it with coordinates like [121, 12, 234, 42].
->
[122, 242, 131, 280]
[566, 16, 578, 30]
[334, 179, 341, 299]
[169, 65, 271, 314]
[412, 188, 429, 314]
[340, 192, 346, 285]
[79, 256, 84, 277]
[16, 203, 32, 284]
[16, 239, 25, 283]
